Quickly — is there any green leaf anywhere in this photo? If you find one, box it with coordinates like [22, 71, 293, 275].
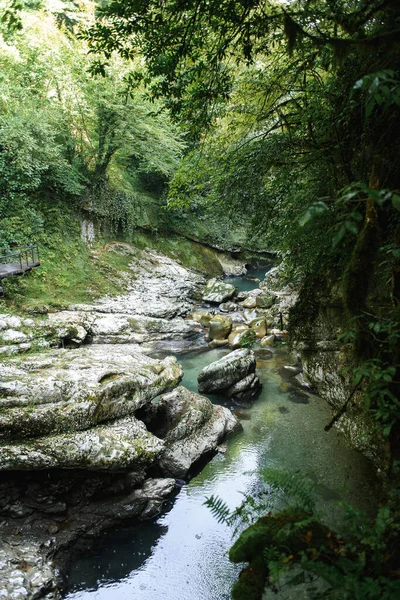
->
[345, 221, 359, 235]
[365, 97, 375, 119]
[332, 226, 346, 247]
[392, 194, 400, 211]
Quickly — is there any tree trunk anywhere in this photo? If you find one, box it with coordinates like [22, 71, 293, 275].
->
[342, 156, 381, 356]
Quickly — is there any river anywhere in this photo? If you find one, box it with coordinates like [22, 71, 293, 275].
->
[65, 269, 376, 600]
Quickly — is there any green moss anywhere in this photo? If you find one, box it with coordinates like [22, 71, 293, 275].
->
[1, 238, 137, 312]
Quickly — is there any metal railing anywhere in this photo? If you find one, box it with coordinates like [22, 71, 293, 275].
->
[0, 244, 40, 270]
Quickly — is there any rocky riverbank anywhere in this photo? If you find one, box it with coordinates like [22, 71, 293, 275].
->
[0, 245, 241, 600]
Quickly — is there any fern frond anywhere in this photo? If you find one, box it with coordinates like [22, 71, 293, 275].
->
[260, 467, 316, 512]
[204, 495, 231, 524]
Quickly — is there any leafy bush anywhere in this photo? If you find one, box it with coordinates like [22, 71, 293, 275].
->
[206, 468, 400, 600]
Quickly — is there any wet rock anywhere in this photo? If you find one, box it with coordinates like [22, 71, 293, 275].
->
[278, 365, 302, 381]
[288, 390, 310, 404]
[190, 311, 212, 326]
[226, 373, 262, 402]
[240, 297, 257, 309]
[228, 326, 249, 349]
[254, 348, 273, 360]
[208, 315, 232, 341]
[260, 334, 275, 346]
[251, 317, 267, 339]
[198, 348, 258, 394]
[243, 309, 259, 324]
[219, 302, 238, 313]
[134, 478, 176, 520]
[202, 278, 236, 304]
[138, 386, 238, 478]
[256, 294, 275, 309]
[208, 339, 228, 348]
[293, 372, 312, 391]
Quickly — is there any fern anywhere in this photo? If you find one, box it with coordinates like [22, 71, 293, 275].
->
[204, 495, 231, 524]
[205, 469, 316, 539]
[260, 467, 316, 513]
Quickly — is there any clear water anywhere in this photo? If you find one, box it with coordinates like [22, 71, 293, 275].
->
[65, 346, 376, 600]
[224, 265, 272, 293]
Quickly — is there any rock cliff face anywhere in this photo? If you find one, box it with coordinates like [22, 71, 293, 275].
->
[253, 261, 390, 472]
[291, 305, 390, 472]
[0, 246, 238, 600]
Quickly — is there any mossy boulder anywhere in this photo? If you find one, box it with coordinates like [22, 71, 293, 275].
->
[240, 297, 257, 309]
[0, 416, 163, 471]
[228, 326, 250, 349]
[209, 315, 232, 341]
[250, 317, 267, 339]
[202, 278, 236, 303]
[136, 386, 239, 477]
[256, 294, 276, 309]
[0, 345, 182, 443]
[198, 348, 258, 394]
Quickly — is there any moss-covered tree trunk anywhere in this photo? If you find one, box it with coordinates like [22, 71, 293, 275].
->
[343, 156, 382, 356]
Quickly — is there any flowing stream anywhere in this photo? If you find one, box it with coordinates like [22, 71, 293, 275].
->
[65, 271, 376, 600]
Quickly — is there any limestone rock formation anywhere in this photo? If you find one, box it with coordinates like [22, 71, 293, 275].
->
[197, 348, 261, 400]
[0, 345, 182, 444]
[208, 315, 232, 341]
[138, 386, 239, 478]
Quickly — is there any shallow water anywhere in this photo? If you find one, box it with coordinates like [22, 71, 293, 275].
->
[65, 345, 376, 600]
[224, 265, 272, 292]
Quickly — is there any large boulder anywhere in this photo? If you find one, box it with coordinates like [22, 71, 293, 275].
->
[198, 348, 257, 394]
[260, 334, 275, 346]
[202, 278, 236, 303]
[136, 386, 239, 478]
[228, 325, 250, 349]
[240, 297, 257, 309]
[0, 345, 182, 442]
[251, 317, 267, 339]
[243, 309, 259, 324]
[226, 373, 262, 402]
[256, 294, 276, 309]
[190, 310, 213, 326]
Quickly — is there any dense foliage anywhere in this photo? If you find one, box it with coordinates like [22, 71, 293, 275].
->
[0, 0, 184, 248]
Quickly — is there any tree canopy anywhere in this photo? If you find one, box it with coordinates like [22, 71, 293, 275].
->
[0, 0, 184, 246]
